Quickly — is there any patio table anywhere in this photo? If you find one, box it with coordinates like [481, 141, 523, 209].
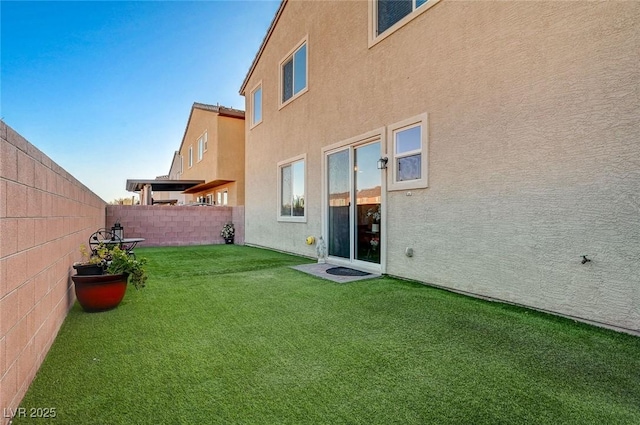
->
[100, 237, 145, 250]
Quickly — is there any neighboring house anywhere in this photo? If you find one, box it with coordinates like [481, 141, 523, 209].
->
[239, 0, 639, 333]
[152, 152, 187, 204]
[176, 102, 246, 206]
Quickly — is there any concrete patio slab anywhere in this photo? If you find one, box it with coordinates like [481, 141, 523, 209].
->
[291, 263, 381, 283]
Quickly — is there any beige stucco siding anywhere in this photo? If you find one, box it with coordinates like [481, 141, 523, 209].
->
[177, 107, 245, 205]
[218, 116, 246, 205]
[243, 1, 640, 332]
[180, 108, 219, 182]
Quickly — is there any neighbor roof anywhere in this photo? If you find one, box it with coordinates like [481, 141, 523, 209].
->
[126, 179, 205, 193]
[192, 102, 245, 119]
[239, 0, 287, 95]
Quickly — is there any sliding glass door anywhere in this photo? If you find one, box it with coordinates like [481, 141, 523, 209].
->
[326, 141, 382, 267]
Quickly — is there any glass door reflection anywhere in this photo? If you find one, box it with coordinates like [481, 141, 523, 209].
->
[327, 149, 350, 259]
[354, 142, 381, 264]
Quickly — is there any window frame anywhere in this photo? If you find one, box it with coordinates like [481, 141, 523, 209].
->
[368, 0, 442, 48]
[387, 113, 429, 191]
[216, 189, 228, 206]
[277, 153, 307, 222]
[250, 81, 263, 129]
[188, 145, 193, 168]
[197, 133, 205, 162]
[278, 36, 308, 110]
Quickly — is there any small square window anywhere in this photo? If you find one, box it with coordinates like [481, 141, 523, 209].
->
[387, 113, 428, 191]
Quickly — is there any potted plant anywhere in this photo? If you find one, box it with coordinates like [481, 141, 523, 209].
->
[221, 222, 235, 244]
[72, 244, 107, 275]
[71, 243, 147, 312]
[367, 205, 381, 233]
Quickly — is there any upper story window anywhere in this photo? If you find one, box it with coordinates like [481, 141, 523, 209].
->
[279, 37, 308, 108]
[370, 0, 441, 47]
[197, 132, 207, 162]
[277, 154, 306, 222]
[188, 145, 193, 168]
[387, 113, 428, 191]
[250, 82, 263, 128]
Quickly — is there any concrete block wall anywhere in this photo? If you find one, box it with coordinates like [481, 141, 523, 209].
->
[0, 122, 106, 421]
[106, 205, 245, 247]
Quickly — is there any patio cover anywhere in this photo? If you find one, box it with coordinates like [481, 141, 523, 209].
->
[126, 179, 205, 192]
[182, 179, 234, 194]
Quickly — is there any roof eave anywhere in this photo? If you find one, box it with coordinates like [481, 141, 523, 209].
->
[239, 0, 288, 96]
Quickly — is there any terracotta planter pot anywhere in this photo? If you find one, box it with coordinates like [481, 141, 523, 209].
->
[71, 273, 128, 312]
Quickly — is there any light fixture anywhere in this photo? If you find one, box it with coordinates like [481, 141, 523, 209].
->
[111, 220, 124, 240]
[377, 157, 388, 170]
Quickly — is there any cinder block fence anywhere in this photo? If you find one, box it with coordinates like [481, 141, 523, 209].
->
[1, 123, 246, 424]
[1, 122, 106, 421]
[106, 205, 245, 247]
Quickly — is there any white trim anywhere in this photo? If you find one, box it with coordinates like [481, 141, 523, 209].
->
[368, 0, 442, 48]
[249, 80, 263, 129]
[216, 188, 229, 206]
[197, 131, 206, 162]
[188, 145, 193, 168]
[277, 153, 307, 223]
[387, 112, 429, 191]
[278, 35, 309, 110]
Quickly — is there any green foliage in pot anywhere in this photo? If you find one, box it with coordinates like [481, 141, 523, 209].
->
[106, 246, 148, 290]
[78, 243, 107, 266]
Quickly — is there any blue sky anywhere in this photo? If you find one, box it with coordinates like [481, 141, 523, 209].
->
[1, 0, 280, 202]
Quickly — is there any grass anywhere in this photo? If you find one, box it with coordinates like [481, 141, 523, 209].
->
[15, 245, 640, 424]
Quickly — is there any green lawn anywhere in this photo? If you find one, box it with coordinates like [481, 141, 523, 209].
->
[16, 245, 640, 424]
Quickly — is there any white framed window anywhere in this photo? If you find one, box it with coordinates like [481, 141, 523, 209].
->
[369, 0, 441, 47]
[188, 146, 193, 168]
[216, 189, 228, 206]
[250, 82, 263, 128]
[279, 37, 308, 109]
[387, 113, 428, 191]
[206, 194, 213, 205]
[197, 131, 207, 162]
[277, 154, 306, 222]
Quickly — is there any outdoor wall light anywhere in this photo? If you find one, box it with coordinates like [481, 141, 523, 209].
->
[377, 157, 388, 170]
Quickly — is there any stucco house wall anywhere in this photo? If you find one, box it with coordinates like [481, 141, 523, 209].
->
[241, 1, 639, 333]
[177, 104, 245, 206]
